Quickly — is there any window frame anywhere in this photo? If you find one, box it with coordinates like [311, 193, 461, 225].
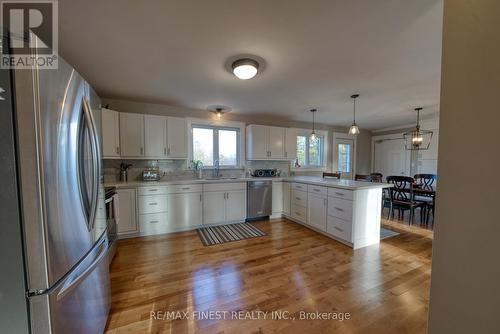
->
[291, 128, 328, 171]
[189, 119, 245, 169]
[296, 134, 324, 168]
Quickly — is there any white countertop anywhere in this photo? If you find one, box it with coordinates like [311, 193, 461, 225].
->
[105, 175, 391, 190]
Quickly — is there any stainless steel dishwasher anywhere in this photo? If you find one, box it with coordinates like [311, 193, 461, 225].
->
[247, 180, 273, 220]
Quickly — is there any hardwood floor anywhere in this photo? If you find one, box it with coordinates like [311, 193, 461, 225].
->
[105, 219, 432, 334]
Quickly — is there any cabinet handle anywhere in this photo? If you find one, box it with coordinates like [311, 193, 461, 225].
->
[148, 189, 158, 192]
[324, 199, 327, 206]
[181, 187, 191, 190]
[335, 192, 344, 196]
[296, 197, 301, 200]
[140, 147, 144, 155]
[149, 202, 158, 206]
[227, 192, 229, 199]
[295, 212, 301, 216]
[167, 147, 171, 155]
[285, 152, 287, 158]
[314, 189, 321, 192]
[200, 194, 202, 202]
[116, 147, 120, 154]
[164, 148, 167, 155]
[149, 220, 160, 224]
[335, 207, 344, 212]
[334, 226, 343, 231]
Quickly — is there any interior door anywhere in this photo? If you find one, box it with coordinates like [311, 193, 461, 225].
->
[225, 190, 246, 222]
[145, 114, 167, 158]
[374, 137, 411, 178]
[167, 117, 188, 158]
[335, 138, 355, 179]
[203, 191, 226, 224]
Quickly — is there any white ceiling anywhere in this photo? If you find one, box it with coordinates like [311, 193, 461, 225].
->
[59, 0, 443, 130]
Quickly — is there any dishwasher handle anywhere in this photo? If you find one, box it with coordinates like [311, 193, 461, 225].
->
[248, 181, 273, 188]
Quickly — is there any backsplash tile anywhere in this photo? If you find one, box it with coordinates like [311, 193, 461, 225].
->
[103, 159, 292, 182]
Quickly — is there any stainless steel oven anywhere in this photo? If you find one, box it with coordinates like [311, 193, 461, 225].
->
[105, 187, 118, 262]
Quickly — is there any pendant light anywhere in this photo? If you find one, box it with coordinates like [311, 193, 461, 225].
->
[310, 108, 317, 141]
[403, 107, 433, 150]
[348, 94, 360, 135]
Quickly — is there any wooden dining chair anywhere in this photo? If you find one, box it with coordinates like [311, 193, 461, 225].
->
[386, 176, 426, 225]
[355, 174, 370, 181]
[414, 174, 437, 224]
[323, 172, 341, 179]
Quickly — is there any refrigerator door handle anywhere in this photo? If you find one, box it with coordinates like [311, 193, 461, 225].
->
[81, 97, 100, 231]
[56, 236, 108, 301]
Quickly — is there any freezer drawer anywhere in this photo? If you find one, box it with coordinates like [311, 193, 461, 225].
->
[29, 234, 111, 334]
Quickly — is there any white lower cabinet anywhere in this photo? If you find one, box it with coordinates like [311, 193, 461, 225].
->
[272, 181, 283, 217]
[116, 188, 138, 235]
[326, 215, 352, 242]
[138, 189, 168, 235]
[203, 183, 246, 225]
[282, 182, 291, 216]
[307, 193, 327, 232]
[168, 191, 203, 230]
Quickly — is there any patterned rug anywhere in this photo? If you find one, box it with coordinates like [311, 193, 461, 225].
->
[197, 222, 266, 246]
[380, 227, 400, 240]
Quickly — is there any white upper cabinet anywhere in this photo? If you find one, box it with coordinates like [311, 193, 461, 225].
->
[284, 128, 297, 160]
[268, 126, 285, 159]
[246, 124, 285, 160]
[101, 108, 120, 158]
[144, 115, 167, 158]
[120, 113, 145, 158]
[166, 117, 188, 159]
[246, 124, 269, 159]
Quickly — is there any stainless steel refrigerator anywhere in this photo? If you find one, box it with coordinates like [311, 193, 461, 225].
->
[0, 33, 110, 333]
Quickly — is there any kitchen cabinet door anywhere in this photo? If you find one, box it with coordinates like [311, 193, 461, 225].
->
[282, 182, 291, 215]
[101, 108, 120, 158]
[144, 114, 167, 158]
[268, 126, 285, 159]
[203, 191, 226, 225]
[116, 188, 137, 234]
[246, 124, 269, 159]
[168, 192, 203, 230]
[284, 128, 297, 160]
[225, 190, 246, 222]
[120, 113, 144, 157]
[307, 193, 327, 232]
[166, 117, 187, 159]
[272, 181, 283, 215]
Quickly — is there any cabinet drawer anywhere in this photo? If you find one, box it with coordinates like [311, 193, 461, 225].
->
[204, 182, 246, 192]
[168, 184, 203, 193]
[328, 197, 353, 221]
[138, 186, 169, 196]
[138, 194, 168, 214]
[291, 182, 307, 191]
[308, 185, 327, 196]
[139, 212, 169, 234]
[291, 189, 308, 207]
[327, 187, 354, 201]
[291, 204, 307, 223]
[327, 215, 352, 242]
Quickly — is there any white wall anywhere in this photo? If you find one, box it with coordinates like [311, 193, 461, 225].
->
[428, 1, 500, 333]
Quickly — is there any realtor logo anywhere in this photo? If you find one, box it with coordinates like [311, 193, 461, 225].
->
[1, 0, 58, 69]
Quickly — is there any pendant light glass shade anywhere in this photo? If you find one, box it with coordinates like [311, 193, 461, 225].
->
[310, 108, 317, 142]
[349, 94, 360, 136]
[403, 107, 433, 150]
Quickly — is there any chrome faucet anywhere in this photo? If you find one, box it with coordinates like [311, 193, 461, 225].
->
[213, 160, 220, 177]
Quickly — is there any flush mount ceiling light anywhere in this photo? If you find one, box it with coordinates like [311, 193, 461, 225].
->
[310, 108, 318, 141]
[232, 58, 259, 80]
[207, 105, 231, 119]
[403, 107, 433, 150]
[348, 94, 360, 136]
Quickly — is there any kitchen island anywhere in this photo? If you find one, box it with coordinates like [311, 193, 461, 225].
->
[106, 175, 390, 250]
